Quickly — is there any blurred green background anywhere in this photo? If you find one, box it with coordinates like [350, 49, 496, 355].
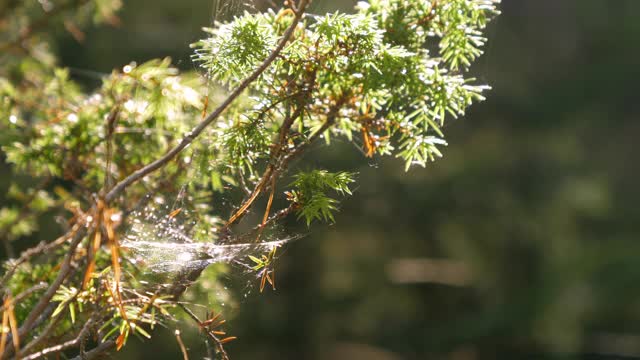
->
[32, 0, 640, 358]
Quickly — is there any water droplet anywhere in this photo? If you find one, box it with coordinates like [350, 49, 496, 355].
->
[67, 113, 79, 123]
[110, 212, 122, 223]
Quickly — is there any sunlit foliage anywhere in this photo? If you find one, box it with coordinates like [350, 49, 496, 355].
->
[0, 0, 499, 358]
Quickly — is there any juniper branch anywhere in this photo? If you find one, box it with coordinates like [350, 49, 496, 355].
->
[104, 0, 310, 204]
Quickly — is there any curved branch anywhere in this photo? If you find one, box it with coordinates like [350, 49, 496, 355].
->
[104, 0, 310, 204]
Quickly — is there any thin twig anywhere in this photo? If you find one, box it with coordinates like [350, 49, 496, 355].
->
[223, 104, 306, 229]
[175, 330, 189, 360]
[1, 224, 79, 288]
[179, 304, 230, 360]
[225, 203, 298, 244]
[103, 105, 120, 193]
[68, 340, 115, 360]
[104, 0, 310, 204]
[17, 293, 82, 357]
[224, 98, 345, 231]
[0, 283, 47, 312]
[253, 204, 297, 233]
[281, 100, 346, 168]
[237, 170, 253, 197]
[122, 167, 185, 219]
[255, 176, 276, 242]
[19, 316, 95, 360]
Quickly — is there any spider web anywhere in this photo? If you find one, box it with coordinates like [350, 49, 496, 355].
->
[210, 0, 255, 26]
[121, 204, 292, 276]
[119, 0, 294, 291]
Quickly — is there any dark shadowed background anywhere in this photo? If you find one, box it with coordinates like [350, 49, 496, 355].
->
[32, 0, 640, 359]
